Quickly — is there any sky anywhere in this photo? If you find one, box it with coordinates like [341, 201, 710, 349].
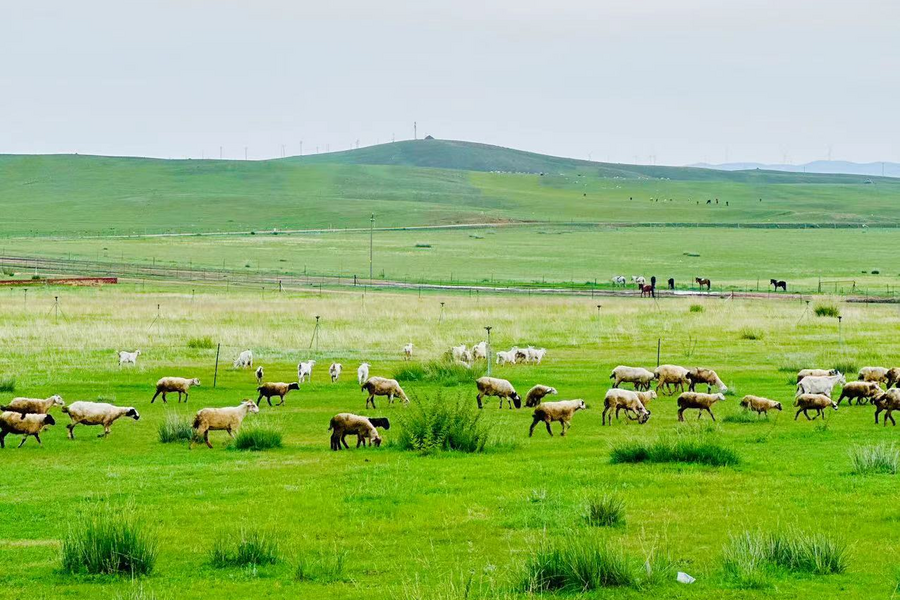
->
[2, 0, 898, 165]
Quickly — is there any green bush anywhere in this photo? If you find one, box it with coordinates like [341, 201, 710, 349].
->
[394, 359, 473, 385]
[611, 430, 739, 467]
[814, 303, 840, 318]
[395, 392, 493, 453]
[157, 412, 193, 444]
[722, 528, 848, 587]
[523, 537, 639, 592]
[689, 304, 704, 313]
[209, 529, 279, 568]
[849, 443, 898, 475]
[61, 510, 157, 576]
[739, 328, 764, 340]
[186, 336, 215, 349]
[584, 493, 625, 527]
[295, 548, 348, 583]
[231, 423, 282, 451]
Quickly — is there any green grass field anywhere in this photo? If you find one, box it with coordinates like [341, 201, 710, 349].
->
[1, 284, 899, 599]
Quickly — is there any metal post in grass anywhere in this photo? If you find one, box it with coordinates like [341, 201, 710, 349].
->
[213, 343, 220, 388]
[657, 338, 661, 367]
[485, 326, 493, 377]
[596, 305, 602, 341]
[23, 288, 27, 311]
[369, 213, 375, 280]
[309, 315, 321, 353]
[439, 302, 445, 324]
[838, 316, 842, 344]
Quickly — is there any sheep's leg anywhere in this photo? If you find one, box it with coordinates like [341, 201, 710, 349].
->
[544, 420, 553, 436]
[17, 435, 28, 448]
[227, 428, 235, 439]
[476, 393, 483, 409]
[33, 433, 42, 446]
[151, 390, 161, 404]
[67, 424, 76, 439]
[707, 408, 716, 421]
[875, 408, 883, 424]
[277, 394, 285, 406]
[204, 430, 213, 449]
[256, 394, 263, 406]
[0, 431, 5, 448]
[677, 409, 685, 422]
[886, 411, 896, 426]
[794, 409, 802, 420]
[528, 418, 540, 437]
[341, 435, 349, 449]
[602, 407, 608, 425]
[367, 394, 376, 409]
[559, 421, 567, 436]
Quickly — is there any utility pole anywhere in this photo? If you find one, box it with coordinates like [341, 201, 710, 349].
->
[369, 213, 375, 280]
[414, 121, 417, 140]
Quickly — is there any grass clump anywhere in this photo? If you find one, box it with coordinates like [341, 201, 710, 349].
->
[584, 493, 625, 527]
[610, 429, 739, 467]
[209, 529, 280, 568]
[689, 304, 704, 313]
[61, 509, 157, 576]
[723, 409, 760, 423]
[522, 537, 639, 592]
[814, 303, 840, 318]
[0, 376, 15, 393]
[186, 336, 215, 349]
[295, 548, 348, 583]
[395, 392, 492, 453]
[739, 327, 764, 340]
[832, 361, 857, 376]
[394, 359, 473, 385]
[157, 412, 193, 443]
[849, 443, 899, 475]
[231, 422, 282, 451]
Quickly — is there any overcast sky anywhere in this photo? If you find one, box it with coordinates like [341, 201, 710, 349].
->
[2, 0, 898, 165]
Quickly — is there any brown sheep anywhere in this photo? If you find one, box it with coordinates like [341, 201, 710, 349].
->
[836, 381, 884, 406]
[151, 377, 200, 404]
[328, 413, 382, 450]
[687, 367, 727, 393]
[0, 412, 56, 448]
[602, 389, 654, 425]
[524, 384, 557, 408]
[886, 367, 900, 389]
[475, 377, 521, 409]
[874, 389, 900, 425]
[739, 395, 783, 417]
[0, 395, 64, 419]
[793, 393, 838, 420]
[654, 365, 690, 395]
[256, 382, 300, 406]
[361, 377, 409, 409]
[676, 392, 725, 421]
[528, 400, 586, 437]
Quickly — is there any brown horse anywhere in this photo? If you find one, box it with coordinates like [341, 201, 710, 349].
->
[695, 277, 711, 291]
[770, 279, 787, 291]
[640, 284, 654, 297]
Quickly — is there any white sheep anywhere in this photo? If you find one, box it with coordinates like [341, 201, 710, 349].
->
[0, 395, 65, 419]
[529, 399, 586, 436]
[602, 388, 654, 425]
[687, 367, 728, 393]
[612, 275, 626, 286]
[632, 275, 646, 286]
[450, 344, 468, 362]
[117, 350, 141, 367]
[676, 392, 725, 421]
[655, 364, 690, 395]
[233, 349, 253, 369]
[357, 362, 370, 386]
[475, 377, 521, 409]
[0, 412, 56, 448]
[329, 362, 343, 383]
[496, 348, 518, 365]
[190, 399, 259, 449]
[62, 401, 140, 438]
[151, 377, 201, 404]
[796, 372, 846, 398]
[298, 360, 316, 383]
[402, 343, 414, 361]
[609, 366, 655, 391]
[472, 341, 488, 361]
[794, 393, 838, 420]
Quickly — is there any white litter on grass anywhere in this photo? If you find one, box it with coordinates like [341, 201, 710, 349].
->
[676, 571, 696, 584]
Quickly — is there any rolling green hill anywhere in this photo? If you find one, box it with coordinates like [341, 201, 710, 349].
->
[1, 140, 898, 237]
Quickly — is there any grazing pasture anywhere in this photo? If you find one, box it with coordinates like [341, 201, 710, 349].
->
[0, 284, 899, 599]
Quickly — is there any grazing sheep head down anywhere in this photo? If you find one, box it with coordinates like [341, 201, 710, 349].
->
[512, 393, 522, 409]
[638, 410, 651, 424]
[125, 408, 140, 421]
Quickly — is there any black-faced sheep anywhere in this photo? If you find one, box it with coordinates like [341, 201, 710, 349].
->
[687, 367, 728, 393]
[328, 413, 382, 450]
[475, 377, 521, 409]
[256, 366, 264, 385]
[362, 377, 409, 409]
[654, 364, 690, 395]
[677, 392, 725, 421]
[524, 384, 558, 408]
[256, 382, 300, 406]
[739, 395, 783, 417]
[873, 389, 900, 425]
[886, 367, 900, 389]
[528, 399, 586, 437]
[836, 381, 884, 406]
[62, 401, 140, 438]
[609, 366, 655, 391]
[190, 399, 259, 449]
[0, 412, 55, 448]
[602, 389, 653, 425]
[793, 393, 838, 420]
[151, 377, 200, 404]
[0, 395, 65, 419]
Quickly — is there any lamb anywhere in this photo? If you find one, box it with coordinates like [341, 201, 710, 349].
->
[297, 360, 316, 383]
[450, 344, 468, 362]
[117, 350, 141, 366]
[524, 384, 558, 408]
[793, 393, 838, 420]
[529, 399, 587, 437]
[358, 417, 390, 447]
[739, 395, 783, 417]
[836, 381, 884, 406]
[796, 372, 846, 398]
[514, 347, 531, 364]
[329, 362, 342, 383]
[361, 377, 409, 409]
[654, 364, 690, 395]
[0, 395, 65, 419]
[190, 399, 258, 449]
[61, 401, 140, 438]
[402, 343, 414, 361]
[796, 368, 836, 383]
[676, 392, 726, 421]
[0, 412, 55, 448]
[475, 377, 521, 409]
[151, 377, 201, 404]
[496, 349, 518, 365]
[887, 368, 900, 389]
[858, 366, 889, 385]
[256, 366, 264, 385]
[233, 349, 253, 369]
[357, 362, 370, 386]
[609, 366, 655, 391]
[328, 413, 382, 450]
[256, 382, 300, 406]
[528, 348, 548, 365]
[472, 341, 488, 361]
[687, 367, 728, 393]
[873, 389, 900, 425]
[602, 389, 654, 425]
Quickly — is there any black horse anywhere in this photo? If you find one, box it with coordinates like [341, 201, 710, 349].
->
[770, 279, 787, 292]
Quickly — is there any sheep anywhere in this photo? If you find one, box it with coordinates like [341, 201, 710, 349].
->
[887, 367, 900, 389]
[256, 382, 300, 406]
[524, 384, 558, 408]
[233, 349, 253, 369]
[609, 366, 655, 391]
[190, 399, 258, 449]
[472, 341, 488, 361]
[329, 362, 343, 383]
[612, 275, 626, 286]
[475, 377, 521, 409]
[687, 367, 728, 393]
[528, 348, 548, 365]
[356, 417, 391, 447]
[402, 343, 414, 361]
[62, 401, 140, 438]
[0, 395, 65, 419]
[117, 350, 141, 366]
[529, 399, 587, 436]
[797, 368, 836, 383]
[793, 393, 838, 420]
[873, 389, 900, 425]
[631, 275, 646, 286]
[460, 349, 473, 365]
[0, 412, 55, 448]
[256, 366, 264, 385]
[514, 347, 531, 364]
[298, 360, 316, 383]
[361, 377, 409, 409]
[151, 377, 200, 404]
[357, 362, 370, 386]
[739, 395, 783, 417]
[676, 392, 726, 421]
[858, 366, 889, 385]
[796, 372, 846, 398]
[496, 348, 518, 365]
[328, 413, 382, 450]
[654, 364, 690, 395]
[836, 381, 884, 406]
[602, 389, 654, 425]
[450, 344, 468, 362]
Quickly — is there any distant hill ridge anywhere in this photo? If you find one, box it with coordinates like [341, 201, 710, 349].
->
[692, 159, 900, 179]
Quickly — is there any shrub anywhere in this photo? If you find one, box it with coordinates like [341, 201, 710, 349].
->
[394, 359, 473, 386]
[739, 328, 764, 340]
[61, 510, 157, 576]
[0, 376, 15, 393]
[186, 336, 215, 349]
[395, 392, 493, 454]
[849, 443, 899, 475]
[295, 548, 348, 583]
[523, 537, 638, 592]
[611, 430, 739, 467]
[231, 423, 282, 451]
[209, 529, 279, 568]
[814, 303, 840, 318]
[157, 412, 193, 444]
[689, 304, 704, 313]
[584, 493, 625, 527]
[722, 528, 848, 586]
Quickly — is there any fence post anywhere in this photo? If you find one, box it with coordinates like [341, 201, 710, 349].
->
[213, 343, 221, 388]
[657, 338, 661, 367]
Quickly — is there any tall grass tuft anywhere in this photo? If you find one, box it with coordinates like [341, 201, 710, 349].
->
[522, 537, 638, 592]
[814, 303, 840, 318]
[584, 493, 625, 527]
[295, 547, 348, 583]
[0, 376, 15, 393]
[186, 336, 215, 349]
[849, 443, 899, 475]
[610, 429, 739, 467]
[231, 422, 282, 451]
[739, 327, 764, 340]
[395, 392, 492, 453]
[394, 359, 473, 385]
[157, 412, 193, 443]
[209, 529, 280, 568]
[689, 304, 704, 313]
[61, 509, 157, 576]
[832, 361, 857, 376]
[114, 585, 164, 600]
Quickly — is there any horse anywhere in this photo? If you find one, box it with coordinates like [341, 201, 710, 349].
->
[770, 279, 787, 292]
[640, 284, 654, 298]
[612, 275, 626, 287]
[631, 275, 646, 287]
[667, 278, 675, 290]
[695, 277, 711, 291]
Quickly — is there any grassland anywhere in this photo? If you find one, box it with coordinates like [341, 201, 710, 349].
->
[1, 283, 899, 599]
